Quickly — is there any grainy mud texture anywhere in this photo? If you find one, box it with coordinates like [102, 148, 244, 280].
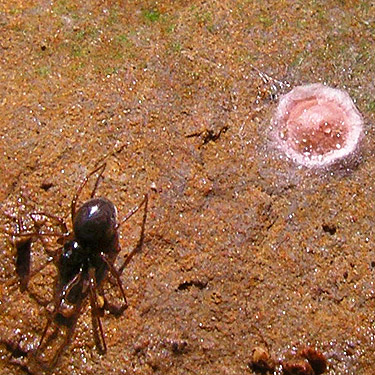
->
[0, 1, 374, 375]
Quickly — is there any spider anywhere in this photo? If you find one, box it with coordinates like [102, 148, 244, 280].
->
[6, 163, 148, 370]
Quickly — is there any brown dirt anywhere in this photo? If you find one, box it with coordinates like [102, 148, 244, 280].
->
[0, 1, 374, 374]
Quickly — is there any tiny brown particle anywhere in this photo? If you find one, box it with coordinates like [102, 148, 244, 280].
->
[282, 360, 314, 375]
[249, 346, 275, 373]
[300, 347, 327, 374]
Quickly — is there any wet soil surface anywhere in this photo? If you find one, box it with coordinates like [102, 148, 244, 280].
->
[0, 1, 375, 374]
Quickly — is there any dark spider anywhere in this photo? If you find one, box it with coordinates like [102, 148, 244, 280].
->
[6, 163, 148, 371]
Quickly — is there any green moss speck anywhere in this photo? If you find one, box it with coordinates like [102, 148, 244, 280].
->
[71, 45, 87, 57]
[74, 27, 99, 41]
[116, 34, 129, 43]
[9, 8, 21, 15]
[52, 0, 78, 18]
[143, 9, 160, 22]
[194, 10, 212, 25]
[37, 66, 51, 77]
[367, 101, 375, 113]
[259, 14, 273, 27]
[296, 18, 307, 29]
[104, 67, 118, 75]
[290, 54, 305, 67]
[75, 29, 86, 40]
[107, 8, 119, 25]
[166, 23, 176, 33]
[171, 42, 182, 53]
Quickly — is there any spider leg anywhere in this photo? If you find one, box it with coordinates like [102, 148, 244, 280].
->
[71, 163, 107, 221]
[88, 267, 107, 354]
[89, 165, 106, 199]
[100, 253, 128, 315]
[5, 212, 68, 299]
[115, 193, 148, 230]
[5, 211, 69, 245]
[32, 315, 79, 372]
[118, 194, 148, 273]
[28, 212, 69, 258]
[29, 212, 68, 234]
[100, 194, 148, 314]
[4, 211, 69, 239]
[35, 271, 83, 368]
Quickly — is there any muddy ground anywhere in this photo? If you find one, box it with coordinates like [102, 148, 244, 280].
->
[0, 1, 374, 374]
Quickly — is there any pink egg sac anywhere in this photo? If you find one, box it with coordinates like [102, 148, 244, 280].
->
[272, 83, 364, 168]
